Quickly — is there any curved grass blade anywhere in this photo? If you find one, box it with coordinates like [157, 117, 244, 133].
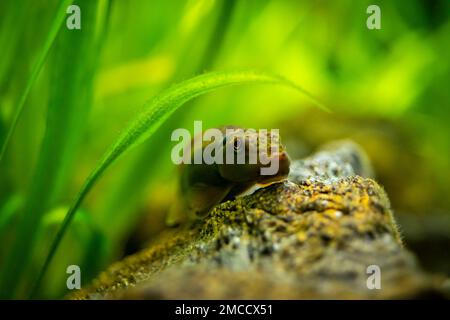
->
[32, 69, 327, 296]
[37, 207, 108, 297]
[0, 0, 106, 298]
[0, 0, 73, 162]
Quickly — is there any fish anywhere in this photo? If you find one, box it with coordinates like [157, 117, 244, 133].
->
[166, 126, 290, 226]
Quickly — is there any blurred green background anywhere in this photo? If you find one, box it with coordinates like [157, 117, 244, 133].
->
[0, 0, 449, 298]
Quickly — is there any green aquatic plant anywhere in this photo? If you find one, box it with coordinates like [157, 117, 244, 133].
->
[0, 0, 73, 162]
[0, 0, 110, 298]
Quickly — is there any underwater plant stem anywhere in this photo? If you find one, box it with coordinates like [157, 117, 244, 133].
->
[1, 0, 108, 299]
[30, 167, 104, 298]
[0, 0, 73, 163]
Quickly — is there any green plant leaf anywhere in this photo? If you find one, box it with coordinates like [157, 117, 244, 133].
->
[0, 0, 73, 162]
[36, 207, 109, 298]
[32, 69, 326, 296]
[0, 0, 108, 299]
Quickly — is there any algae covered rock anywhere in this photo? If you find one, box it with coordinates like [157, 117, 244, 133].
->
[72, 141, 443, 299]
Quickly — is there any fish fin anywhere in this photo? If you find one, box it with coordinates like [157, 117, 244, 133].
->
[185, 183, 232, 219]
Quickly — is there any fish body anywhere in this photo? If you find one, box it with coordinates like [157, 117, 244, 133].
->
[166, 126, 290, 226]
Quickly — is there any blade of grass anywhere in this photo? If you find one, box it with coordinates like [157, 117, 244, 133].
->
[31, 69, 327, 297]
[0, 0, 108, 298]
[38, 207, 109, 297]
[0, 0, 73, 163]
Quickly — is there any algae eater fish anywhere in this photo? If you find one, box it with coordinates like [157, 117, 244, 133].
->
[167, 126, 290, 226]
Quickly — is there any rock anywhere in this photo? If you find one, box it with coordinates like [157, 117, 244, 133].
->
[71, 141, 445, 299]
[288, 140, 374, 184]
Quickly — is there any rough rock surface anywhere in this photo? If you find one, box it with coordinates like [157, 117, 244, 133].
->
[71, 141, 445, 299]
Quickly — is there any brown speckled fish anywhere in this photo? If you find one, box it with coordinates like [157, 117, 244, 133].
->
[166, 126, 290, 226]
